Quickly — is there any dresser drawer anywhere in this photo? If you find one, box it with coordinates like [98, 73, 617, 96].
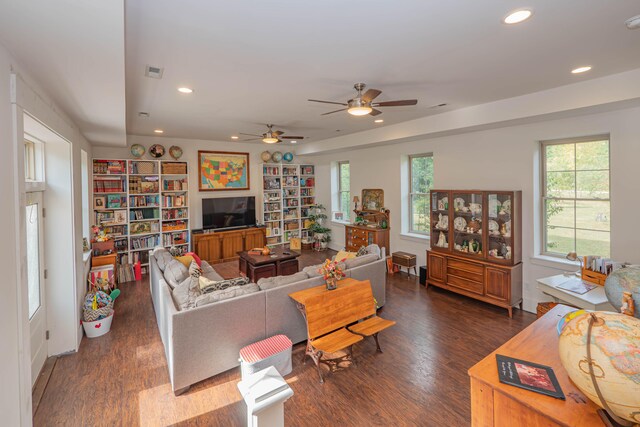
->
[447, 266, 483, 283]
[447, 274, 484, 295]
[447, 258, 484, 275]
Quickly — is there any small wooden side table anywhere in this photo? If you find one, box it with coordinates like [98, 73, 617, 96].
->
[391, 251, 417, 278]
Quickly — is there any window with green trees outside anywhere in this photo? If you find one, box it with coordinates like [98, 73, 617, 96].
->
[338, 161, 350, 218]
[542, 136, 610, 257]
[409, 154, 433, 234]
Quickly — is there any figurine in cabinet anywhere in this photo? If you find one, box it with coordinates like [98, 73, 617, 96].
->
[437, 231, 447, 248]
[505, 246, 512, 260]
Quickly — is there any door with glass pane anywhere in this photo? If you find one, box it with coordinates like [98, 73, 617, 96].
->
[26, 192, 46, 386]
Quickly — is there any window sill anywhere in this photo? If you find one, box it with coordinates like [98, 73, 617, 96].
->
[331, 220, 350, 226]
[399, 232, 430, 244]
[530, 254, 579, 271]
[83, 251, 92, 264]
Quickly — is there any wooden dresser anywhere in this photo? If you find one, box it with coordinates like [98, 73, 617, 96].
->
[345, 225, 389, 254]
[192, 227, 266, 264]
[468, 305, 603, 426]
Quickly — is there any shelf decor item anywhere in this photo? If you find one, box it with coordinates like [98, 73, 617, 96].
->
[319, 258, 345, 290]
[149, 144, 165, 158]
[261, 151, 272, 162]
[198, 150, 250, 191]
[271, 151, 283, 163]
[130, 144, 145, 158]
[283, 152, 294, 163]
[169, 145, 183, 160]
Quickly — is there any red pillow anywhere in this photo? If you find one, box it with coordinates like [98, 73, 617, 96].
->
[185, 252, 202, 267]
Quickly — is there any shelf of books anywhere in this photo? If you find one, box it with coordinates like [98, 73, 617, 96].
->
[92, 159, 189, 283]
[261, 163, 314, 247]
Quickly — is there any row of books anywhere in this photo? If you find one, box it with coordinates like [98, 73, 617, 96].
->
[300, 188, 314, 196]
[301, 165, 314, 175]
[264, 202, 281, 212]
[163, 178, 187, 191]
[584, 256, 623, 275]
[162, 208, 188, 220]
[130, 209, 159, 221]
[93, 176, 125, 193]
[129, 250, 149, 265]
[130, 234, 161, 250]
[163, 194, 187, 207]
[162, 231, 189, 246]
[129, 176, 159, 194]
[263, 177, 281, 190]
[93, 160, 126, 175]
[262, 166, 280, 176]
[129, 195, 160, 207]
[264, 212, 281, 221]
[162, 220, 188, 232]
[301, 197, 316, 206]
[282, 166, 298, 176]
[283, 177, 298, 187]
[102, 224, 127, 237]
[284, 199, 299, 207]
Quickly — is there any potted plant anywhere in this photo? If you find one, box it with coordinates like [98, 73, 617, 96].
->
[308, 204, 332, 250]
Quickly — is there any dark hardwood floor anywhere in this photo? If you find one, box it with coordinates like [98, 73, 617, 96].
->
[34, 250, 535, 426]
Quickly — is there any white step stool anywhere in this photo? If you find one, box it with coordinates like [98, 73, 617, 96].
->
[238, 366, 294, 427]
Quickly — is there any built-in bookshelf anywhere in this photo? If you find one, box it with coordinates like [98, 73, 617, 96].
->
[92, 159, 190, 281]
[261, 163, 315, 247]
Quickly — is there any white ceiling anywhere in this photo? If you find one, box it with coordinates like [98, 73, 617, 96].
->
[0, 0, 126, 145]
[125, 0, 640, 145]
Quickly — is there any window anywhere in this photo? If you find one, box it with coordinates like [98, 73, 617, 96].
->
[24, 140, 36, 181]
[542, 136, 610, 257]
[409, 154, 433, 234]
[335, 161, 350, 221]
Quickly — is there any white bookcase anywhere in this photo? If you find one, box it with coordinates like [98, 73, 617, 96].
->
[92, 159, 189, 280]
[261, 163, 315, 247]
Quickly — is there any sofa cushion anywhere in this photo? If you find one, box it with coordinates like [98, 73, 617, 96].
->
[344, 253, 379, 269]
[176, 255, 195, 268]
[335, 250, 357, 262]
[199, 276, 251, 293]
[257, 271, 309, 291]
[189, 260, 202, 278]
[356, 245, 369, 257]
[171, 275, 201, 310]
[302, 264, 323, 278]
[365, 244, 381, 259]
[164, 259, 189, 289]
[194, 283, 260, 307]
[153, 247, 174, 272]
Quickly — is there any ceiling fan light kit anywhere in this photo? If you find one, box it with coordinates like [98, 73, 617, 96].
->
[239, 124, 305, 144]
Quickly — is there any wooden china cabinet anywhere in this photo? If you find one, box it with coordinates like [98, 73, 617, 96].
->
[427, 190, 523, 317]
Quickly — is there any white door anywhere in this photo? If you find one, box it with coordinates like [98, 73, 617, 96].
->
[26, 191, 47, 386]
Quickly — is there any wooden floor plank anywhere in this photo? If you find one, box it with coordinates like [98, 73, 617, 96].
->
[34, 250, 535, 426]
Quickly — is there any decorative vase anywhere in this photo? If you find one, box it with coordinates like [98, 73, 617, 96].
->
[326, 278, 337, 290]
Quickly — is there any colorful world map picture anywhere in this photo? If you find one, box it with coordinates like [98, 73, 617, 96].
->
[198, 151, 250, 191]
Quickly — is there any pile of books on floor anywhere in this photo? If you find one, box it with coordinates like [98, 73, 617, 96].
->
[117, 255, 137, 284]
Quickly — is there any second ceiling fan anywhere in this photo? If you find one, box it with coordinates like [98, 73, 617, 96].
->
[240, 124, 304, 144]
[309, 83, 418, 116]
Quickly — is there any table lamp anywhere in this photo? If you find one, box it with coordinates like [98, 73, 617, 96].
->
[565, 252, 583, 277]
[353, 196, 360, 211]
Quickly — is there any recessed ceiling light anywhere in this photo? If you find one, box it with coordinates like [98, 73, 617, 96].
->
[504, 9, 532, 24]
[290, 140, 297, 144]
[374, 119, 384, 123]
[571, 66, 592, 74]
[231, 136, 239, 140]
[178, 87, 193, 94]
[154, 129, 164, 134]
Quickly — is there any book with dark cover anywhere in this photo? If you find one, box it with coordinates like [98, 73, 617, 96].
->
[496, 354, 565, 400]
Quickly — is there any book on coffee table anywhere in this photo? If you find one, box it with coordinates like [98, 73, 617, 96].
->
[496, 354, 565, 400]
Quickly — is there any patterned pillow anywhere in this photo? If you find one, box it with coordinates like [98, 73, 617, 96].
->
[356, 246, 368, 257]
[199, 276, 251, 294]
[189, 260, 202, 278]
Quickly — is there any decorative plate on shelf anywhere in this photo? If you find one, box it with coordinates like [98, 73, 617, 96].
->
[130, 144, 145, 158]
[502, 199, 512, 214]
[454, 216, 467, 231]
[454, 197, 465, 211]
[169, 145, 183, 160]
[488, 219, 500, 234]
[149, 144, 165, 158]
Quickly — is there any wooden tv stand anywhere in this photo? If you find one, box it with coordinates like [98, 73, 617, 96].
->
[192, 227, 266, 264]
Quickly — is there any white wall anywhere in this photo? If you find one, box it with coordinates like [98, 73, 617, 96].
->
[0, 40, 94, 424]
[92, 135, 285, 229]
[309, 106, 640, 313]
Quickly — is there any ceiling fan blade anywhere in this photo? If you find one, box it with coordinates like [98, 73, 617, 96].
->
[273, 130, 284, 136]
[281, 135, 304, 139]
[321, 108, 348, 116]
[370, 108, 383, 116]
[308, 99, 348, 106]
[373, 99, 418, 107]
[243, 138, 261, 141]
[239, 132, 263, 137]
[362, 89, 382, 102]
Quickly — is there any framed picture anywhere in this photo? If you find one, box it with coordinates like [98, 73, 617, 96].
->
[94, 196, 106, 209]
[114, 210, 127, 224]
[362, 189, 384, 211]
[198, 150, 250, 191]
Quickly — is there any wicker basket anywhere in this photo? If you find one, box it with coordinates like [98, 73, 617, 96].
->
[536, 302, 558, 318]
[136, 161, 156, 174]
[162, 162, 187, 174]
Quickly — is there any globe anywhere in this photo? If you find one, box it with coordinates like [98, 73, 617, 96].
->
[283, 152, 294, 163]
[605, 267, 640, 319]
[558, 311, 640, 424]
[260, 151, 271, 162]
[271, 151, 283, 163]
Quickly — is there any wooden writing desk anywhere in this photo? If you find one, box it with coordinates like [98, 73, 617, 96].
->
[468, 304, 602, 426]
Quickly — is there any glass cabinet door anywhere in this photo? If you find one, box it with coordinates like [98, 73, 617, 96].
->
[430, 191, 450, 249]
[486, 192, 514, 263]
[451, 191, 483, 257]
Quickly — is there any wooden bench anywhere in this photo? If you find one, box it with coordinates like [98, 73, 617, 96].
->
[290, 278, 395, 383]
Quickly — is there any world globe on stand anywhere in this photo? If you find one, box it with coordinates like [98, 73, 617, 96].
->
[558, 311, 640, 424]
[271, 151, 283, 163]
[260, 151, 272, 162]
[283, 152, 294, 163]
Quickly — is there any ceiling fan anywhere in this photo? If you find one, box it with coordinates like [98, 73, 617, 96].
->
[240, 124, 305, 144]
[308, 83, 418, 116]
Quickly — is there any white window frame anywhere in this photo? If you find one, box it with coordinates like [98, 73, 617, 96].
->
[409, 153, 433, 235]
[335, 161, 350, 221]
[540, 134, 611, 257]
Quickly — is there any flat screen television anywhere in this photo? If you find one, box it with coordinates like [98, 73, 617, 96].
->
[202, 196, 256, 230]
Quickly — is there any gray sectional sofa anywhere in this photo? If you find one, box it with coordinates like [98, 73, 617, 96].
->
[149, 245, 387, 394]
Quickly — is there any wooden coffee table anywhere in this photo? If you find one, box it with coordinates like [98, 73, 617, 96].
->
[238, 250, 300, 282]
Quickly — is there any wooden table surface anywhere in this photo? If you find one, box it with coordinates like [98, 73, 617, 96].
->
[468, 304, 602, 426]
[288, 277, 361, 305]
[237, 249, 300, 266]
